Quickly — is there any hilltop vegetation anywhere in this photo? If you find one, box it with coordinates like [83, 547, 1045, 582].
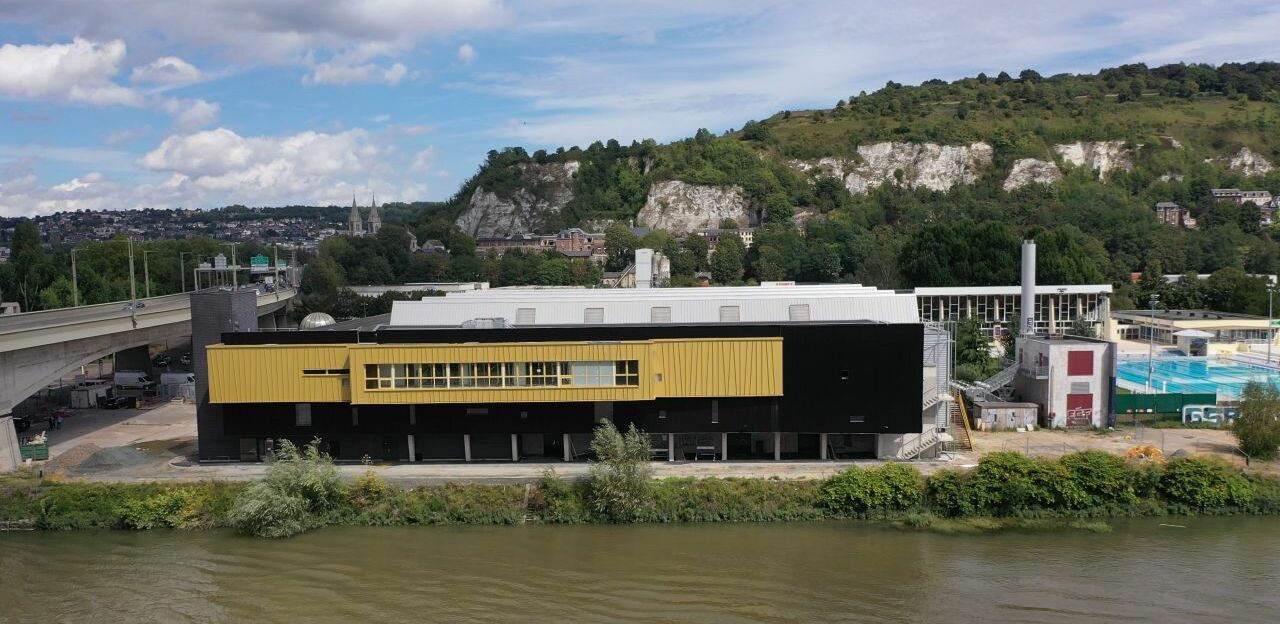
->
[406, 62, 1280, 310]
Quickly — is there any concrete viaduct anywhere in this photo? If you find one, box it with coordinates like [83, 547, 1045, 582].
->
[0, 287, 295, 415]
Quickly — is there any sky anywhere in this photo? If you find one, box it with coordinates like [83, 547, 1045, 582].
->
[1, 0, 1280, 218]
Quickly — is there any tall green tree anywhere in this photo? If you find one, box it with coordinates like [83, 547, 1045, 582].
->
[710, 234, 745, 284]
[1237, 381, 1280, 461]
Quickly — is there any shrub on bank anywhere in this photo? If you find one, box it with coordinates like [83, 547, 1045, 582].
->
[1158, 456, 1255, 511]
[587, 422, 654, 522]
[226, 439, 344, 538]
[819, 464, 923, 517]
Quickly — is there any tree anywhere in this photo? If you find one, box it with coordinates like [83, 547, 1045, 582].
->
[10, 220, 47, 311]
[226, 438, 344, 538]
[588, 421, 653, 522]
[1069, 317, 1098, 338]
[682, 234, 711, 272]
[954, 316, 996, 382]
[765, 193, 794, 224]
[295, 256, 344, 319]
[1236, 381, 1280, 461]
[710, 234, 745, 284]
[604, 223, 640, 271]
[899, 221, 1019, 287]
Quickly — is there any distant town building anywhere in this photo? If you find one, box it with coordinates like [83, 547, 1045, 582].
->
[694, 227, 755, 252]
[475, 233, 556, 255]
[913, 284, 1113, 338]
[419, 239, 448, 255]
[1154, 202, 1197, 229]
[1210, 188, 1273, 206]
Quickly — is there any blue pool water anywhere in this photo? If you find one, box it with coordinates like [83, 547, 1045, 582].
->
[1116, 357, 1280, 396]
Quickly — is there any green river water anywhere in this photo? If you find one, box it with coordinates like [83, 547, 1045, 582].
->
[1, 517, 1278, 623]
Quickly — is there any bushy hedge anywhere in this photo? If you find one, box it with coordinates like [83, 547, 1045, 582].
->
[926, 452, 1277, 518]
[5, 452, 1280, 537]
[819, 463, 923, 517]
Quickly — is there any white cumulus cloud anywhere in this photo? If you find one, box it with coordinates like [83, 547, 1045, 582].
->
[0, 38, 143, 106]
[130, 56, 204, 84]
[410, 147, 436, 172]
[305, 61, 408, 86]
[457, 43, 477, 65]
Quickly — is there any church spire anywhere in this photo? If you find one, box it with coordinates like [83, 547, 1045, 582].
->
[348, 193, 363, 236]
[367, 192, 382, 235]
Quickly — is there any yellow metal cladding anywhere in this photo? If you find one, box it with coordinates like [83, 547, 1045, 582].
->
[207, 344, 350, 403]
[206, 337, 782, 404]
[651, 338, 782, 398]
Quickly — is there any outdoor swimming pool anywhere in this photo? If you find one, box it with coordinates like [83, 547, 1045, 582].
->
[1116, 356, 1280, 397]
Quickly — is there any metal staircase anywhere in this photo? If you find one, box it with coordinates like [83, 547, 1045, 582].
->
[899, 429, 941, 460]
[946, 391, 974, 452]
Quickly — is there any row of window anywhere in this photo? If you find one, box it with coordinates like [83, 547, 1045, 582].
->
[362, 360, 641, 390]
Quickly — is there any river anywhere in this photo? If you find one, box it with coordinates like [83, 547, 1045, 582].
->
[1, 517, 1278, 623]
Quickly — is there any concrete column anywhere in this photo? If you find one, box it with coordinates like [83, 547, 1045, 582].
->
[463, 434, 472, 462]
[667, 434, 675, 461]
[820, 433, 828, 460]
[563, 433, 571, 462]
[721, 432, 728, 461]
[773, 432, 781, 461]
[511, 433, 519, 462]
[407, 434, 416, 463]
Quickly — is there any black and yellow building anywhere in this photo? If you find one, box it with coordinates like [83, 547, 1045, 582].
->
[198, 321, 923, 462]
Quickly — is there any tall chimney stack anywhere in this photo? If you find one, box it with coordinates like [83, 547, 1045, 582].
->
[1020, 240, 1036, 336]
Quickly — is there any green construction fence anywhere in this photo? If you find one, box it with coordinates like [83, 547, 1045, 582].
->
[1114, 392, 1218, 417]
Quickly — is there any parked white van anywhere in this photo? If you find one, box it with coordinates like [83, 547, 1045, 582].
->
[160, 372, 195, 386]
[114, 371, 156, 390]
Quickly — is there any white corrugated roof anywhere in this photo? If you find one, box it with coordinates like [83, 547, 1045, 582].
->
[389, 284, 919, 326]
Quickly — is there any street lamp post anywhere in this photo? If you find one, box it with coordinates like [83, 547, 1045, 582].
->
[1147, 294, 1160, 392]
[179, 252, 193, 293]
[127, 238, 137, 303]
[141, 250, 158, 299]
[221, 242, 238, 288]
[70, 248, 80, 308]
[1268, 284, 1275, 366]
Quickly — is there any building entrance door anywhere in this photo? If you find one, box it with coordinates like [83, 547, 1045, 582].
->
[1066, 393, 1093, 428]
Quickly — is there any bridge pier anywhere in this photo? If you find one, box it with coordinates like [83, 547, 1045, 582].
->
[114, 345, 151, 374]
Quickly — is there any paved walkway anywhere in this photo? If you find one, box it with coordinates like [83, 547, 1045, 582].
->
[29, 399, 1275, 483]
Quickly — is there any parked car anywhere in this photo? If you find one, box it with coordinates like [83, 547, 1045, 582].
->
[122, 300, 146, 310]
[152, 354, 171, 368]
[97, 394, 136, 409]
[179, 352, 192, 365]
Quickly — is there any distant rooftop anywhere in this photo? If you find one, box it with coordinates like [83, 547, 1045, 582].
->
[1113, 309, 1266, 321]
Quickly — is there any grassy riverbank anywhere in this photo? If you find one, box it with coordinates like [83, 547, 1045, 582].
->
[3, 450, 1279, 536]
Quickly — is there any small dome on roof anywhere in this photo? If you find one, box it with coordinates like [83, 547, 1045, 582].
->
[299, 312, 336, 330]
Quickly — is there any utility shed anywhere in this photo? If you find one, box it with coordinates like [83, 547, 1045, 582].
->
[971, 401, 1039, 431]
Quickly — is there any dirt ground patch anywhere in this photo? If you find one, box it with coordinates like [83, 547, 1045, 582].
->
[967, 427, 1277, 475]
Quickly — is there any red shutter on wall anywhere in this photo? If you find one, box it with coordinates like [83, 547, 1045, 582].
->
[1067, 350, 1093, 376]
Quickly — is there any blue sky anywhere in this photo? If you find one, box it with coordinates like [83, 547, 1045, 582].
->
[1, 0, 1279, 217]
